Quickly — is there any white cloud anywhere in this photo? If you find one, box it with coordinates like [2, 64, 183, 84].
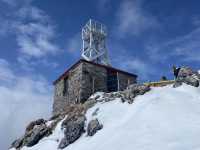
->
[0, 58, 53, 149]
[147, 27, 200, 62]
[18, 6, 49, 22]
[66, 33, 81, 57]
[109, 42, 156, 81]
[115, 57, 155, 81]
[0, 59, 15, 82]
[16, 22, 59, 57]
[115, 0, 159, 37]
[1, 0, 60, 59]
[96, 0, 111, 13]
[1, 0, 17, 6]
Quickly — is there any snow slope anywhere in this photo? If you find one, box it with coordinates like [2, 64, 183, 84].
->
[15, 84, 200, 150]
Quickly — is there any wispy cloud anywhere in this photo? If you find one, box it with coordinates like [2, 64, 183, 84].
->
[147, 27, 200, 62]
[0, 58, 52, 149]
[66, 33, 81, 53]
[1, 0, 60, 59]
[0, 59, 15, 82]
[1, 0, 17, 6]
[66, 33, 81, 59]
[113, 56, 156, 81]
[115, 0, 159, 37]
[109, 42, 156, 81]
[16, 22, 59, 57]
[96, 0, 111, 14]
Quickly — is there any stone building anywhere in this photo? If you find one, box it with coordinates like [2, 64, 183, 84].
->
[53, 59, 137, 115]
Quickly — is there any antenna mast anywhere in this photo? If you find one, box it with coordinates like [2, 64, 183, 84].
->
[81, 19, 110, 66]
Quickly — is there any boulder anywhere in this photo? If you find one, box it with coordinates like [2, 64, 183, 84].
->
[58, 114, 86, 149]
[58, 137, 69, 149]
[183, 76, 199, 87]
[11, 138, 23, 149]
[127, 84, 151, 94]
[173, 67, 199, 88]
[23, 124, 52, 147]
[123, 84, 151, 103]
[178, 67, 194, 78]
[26, 119, 46, 132]
[87, 119, 103, 136]
[11, 119, 52, 149]
[173, 80, 182, 88]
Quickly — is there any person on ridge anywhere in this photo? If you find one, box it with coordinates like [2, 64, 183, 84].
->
[172, 65, 181, 79]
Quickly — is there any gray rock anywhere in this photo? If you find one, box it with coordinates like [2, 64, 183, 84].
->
[173, 67, 199, 88]
[173, 80, 182, 88]
[24, 124, 52, 147]
[26, 119, 46, 132]
[178, 67, 194, 78]
[183, 76, 199, 87]
[84, 99, 97, 110]
[11, 138, 23, 149]
[123, 84, 151, 103]
[58, 115, 86, 149]
[11, 119, 52, 149]
[92, 108, 100, 116]
[87, 119, 103, 136]
[58, 137, 69, 149]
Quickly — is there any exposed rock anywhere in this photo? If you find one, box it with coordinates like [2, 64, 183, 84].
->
[58, 137, 69, 149]
[58, 114, 86, 149]
[183, 76, 199, 87]
[11, 138, 23, 149]
[123, 84, 151, 103]
[83, 99, 97, 110]
[178, 67, 195, 78]
[26, 119, 46, 132]
[173, 80, 182, 88]
[23, 124, 52, 147]
[173, 67, 200, 88]
[92, 108, 100, 116]
[87, 119, 103, 136]
[11, 119, 52, 149]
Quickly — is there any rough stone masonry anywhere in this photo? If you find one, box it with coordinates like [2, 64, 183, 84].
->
[53, 59, 137, 115]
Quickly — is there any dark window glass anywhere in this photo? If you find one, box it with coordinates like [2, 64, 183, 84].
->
[63, 77, 68, 96]
[107, 70, 118, 92]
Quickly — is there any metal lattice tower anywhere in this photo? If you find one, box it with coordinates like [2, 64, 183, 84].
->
[81, 19, 110, 66]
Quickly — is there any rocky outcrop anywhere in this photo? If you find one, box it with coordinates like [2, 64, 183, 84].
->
[173, 67, 200, 88]
[58, 114, 86, 149]
[123, 84, 151, 103]
[87, 119, 103, 136]
[11, 119, 52, 149]
[10, 83, 151, 150]
[23, 124, 52, 147]
[11, 138, 23, 149]
[25, 119, 46, 132]
[84, 84, 151, 104]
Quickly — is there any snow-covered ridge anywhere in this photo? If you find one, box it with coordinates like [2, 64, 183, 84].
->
[11, 84, 200, 150]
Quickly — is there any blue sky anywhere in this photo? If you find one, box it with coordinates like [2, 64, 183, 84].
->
[0, 0, 200, 149]
[1, 0, 200, 82]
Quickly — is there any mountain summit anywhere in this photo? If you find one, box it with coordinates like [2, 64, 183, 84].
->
[10, 67, 200, 150]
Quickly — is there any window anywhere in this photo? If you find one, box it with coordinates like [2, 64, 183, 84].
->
[107, 70, 118, 92]
[63, 77, 68, 96]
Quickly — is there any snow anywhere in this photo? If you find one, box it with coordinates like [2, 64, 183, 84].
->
[21, 119, 65, 150]
[15, 84, 200, 150]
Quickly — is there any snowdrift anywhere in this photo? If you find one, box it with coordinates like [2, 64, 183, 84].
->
[11, 84, 200, 150]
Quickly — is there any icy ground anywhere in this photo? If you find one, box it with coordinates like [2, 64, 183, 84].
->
[12, 84, 200, 150]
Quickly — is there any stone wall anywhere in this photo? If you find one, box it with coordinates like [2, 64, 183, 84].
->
[53, 63, 83, 115]
[53, 60, 137, 115]
[118, 73, 136, 91]
[80, 62, 107, 102]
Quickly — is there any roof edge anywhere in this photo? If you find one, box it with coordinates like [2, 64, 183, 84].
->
[53, 59, 137, 85]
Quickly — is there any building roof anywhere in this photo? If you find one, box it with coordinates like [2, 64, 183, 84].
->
[53, 59, 137, 85]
